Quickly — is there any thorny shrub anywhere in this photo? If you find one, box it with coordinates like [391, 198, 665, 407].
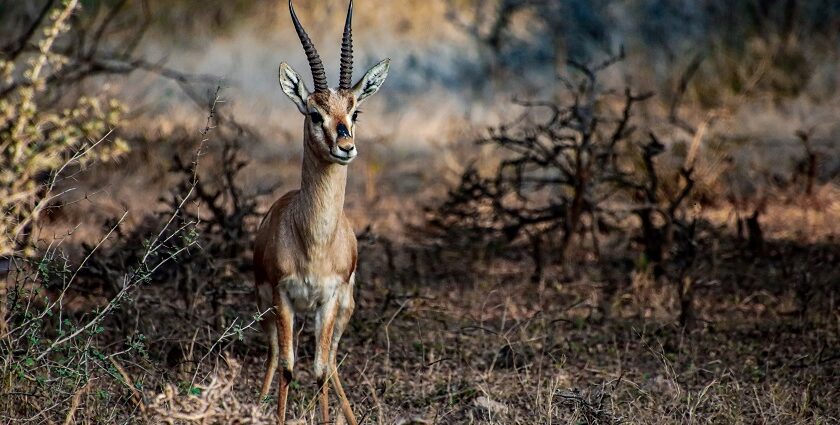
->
[429, 56, 701, 324]
[431, 56, 695, 268]
[0, 2, 267, 421]
[0, 0, 127, 260]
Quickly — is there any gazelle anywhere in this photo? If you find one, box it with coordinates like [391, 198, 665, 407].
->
[253, 1, 389, 424]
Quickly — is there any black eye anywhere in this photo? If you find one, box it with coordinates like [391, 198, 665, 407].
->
[352, 110, 361, 123]
[309, 112, 323, 124]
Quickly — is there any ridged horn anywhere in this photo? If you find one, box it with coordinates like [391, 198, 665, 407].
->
[289, 0, 328, 92]
[338, 0, 354, 90]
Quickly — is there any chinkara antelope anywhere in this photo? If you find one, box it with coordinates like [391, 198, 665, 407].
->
[253, 0, 390, 423]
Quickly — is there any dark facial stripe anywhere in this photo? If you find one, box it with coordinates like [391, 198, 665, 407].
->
[336, 122, 351, 138]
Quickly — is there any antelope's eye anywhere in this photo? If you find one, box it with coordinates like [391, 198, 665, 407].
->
[352, 110, 361, 122]
[309, 112, 323, 124]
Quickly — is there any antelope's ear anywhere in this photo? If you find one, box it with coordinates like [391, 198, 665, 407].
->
[278, 62, 310, 114]
[353, 58, 390, 104]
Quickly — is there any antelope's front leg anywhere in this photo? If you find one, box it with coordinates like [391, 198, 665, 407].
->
[314, 293, 340, 424]
[273, 290, 296, 425]
[257, 282, 280, 400]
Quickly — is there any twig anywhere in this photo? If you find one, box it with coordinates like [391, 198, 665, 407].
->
[62, 380, 90, 425]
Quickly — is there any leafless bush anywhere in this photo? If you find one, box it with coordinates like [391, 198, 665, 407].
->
[431, 56, 656, 268]
[429, 55, 706, 324]
[623, 134, 696, 275]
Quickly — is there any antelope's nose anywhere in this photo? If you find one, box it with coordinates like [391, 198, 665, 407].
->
[337, 141, 355, 153]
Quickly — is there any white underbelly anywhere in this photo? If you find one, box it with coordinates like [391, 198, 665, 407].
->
[280, 275, 343, 312]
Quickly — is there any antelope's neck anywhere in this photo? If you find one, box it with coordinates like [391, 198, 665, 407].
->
[295, 139, 347, 252]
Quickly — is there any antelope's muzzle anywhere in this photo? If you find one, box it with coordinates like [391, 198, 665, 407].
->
[330, 122, 357, 164]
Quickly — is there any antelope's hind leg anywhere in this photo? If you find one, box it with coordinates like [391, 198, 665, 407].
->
[259, 310, 279, 400]
[330, 285, 357, 425]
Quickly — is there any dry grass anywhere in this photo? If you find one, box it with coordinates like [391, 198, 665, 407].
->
[123, 257, 838, 424]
